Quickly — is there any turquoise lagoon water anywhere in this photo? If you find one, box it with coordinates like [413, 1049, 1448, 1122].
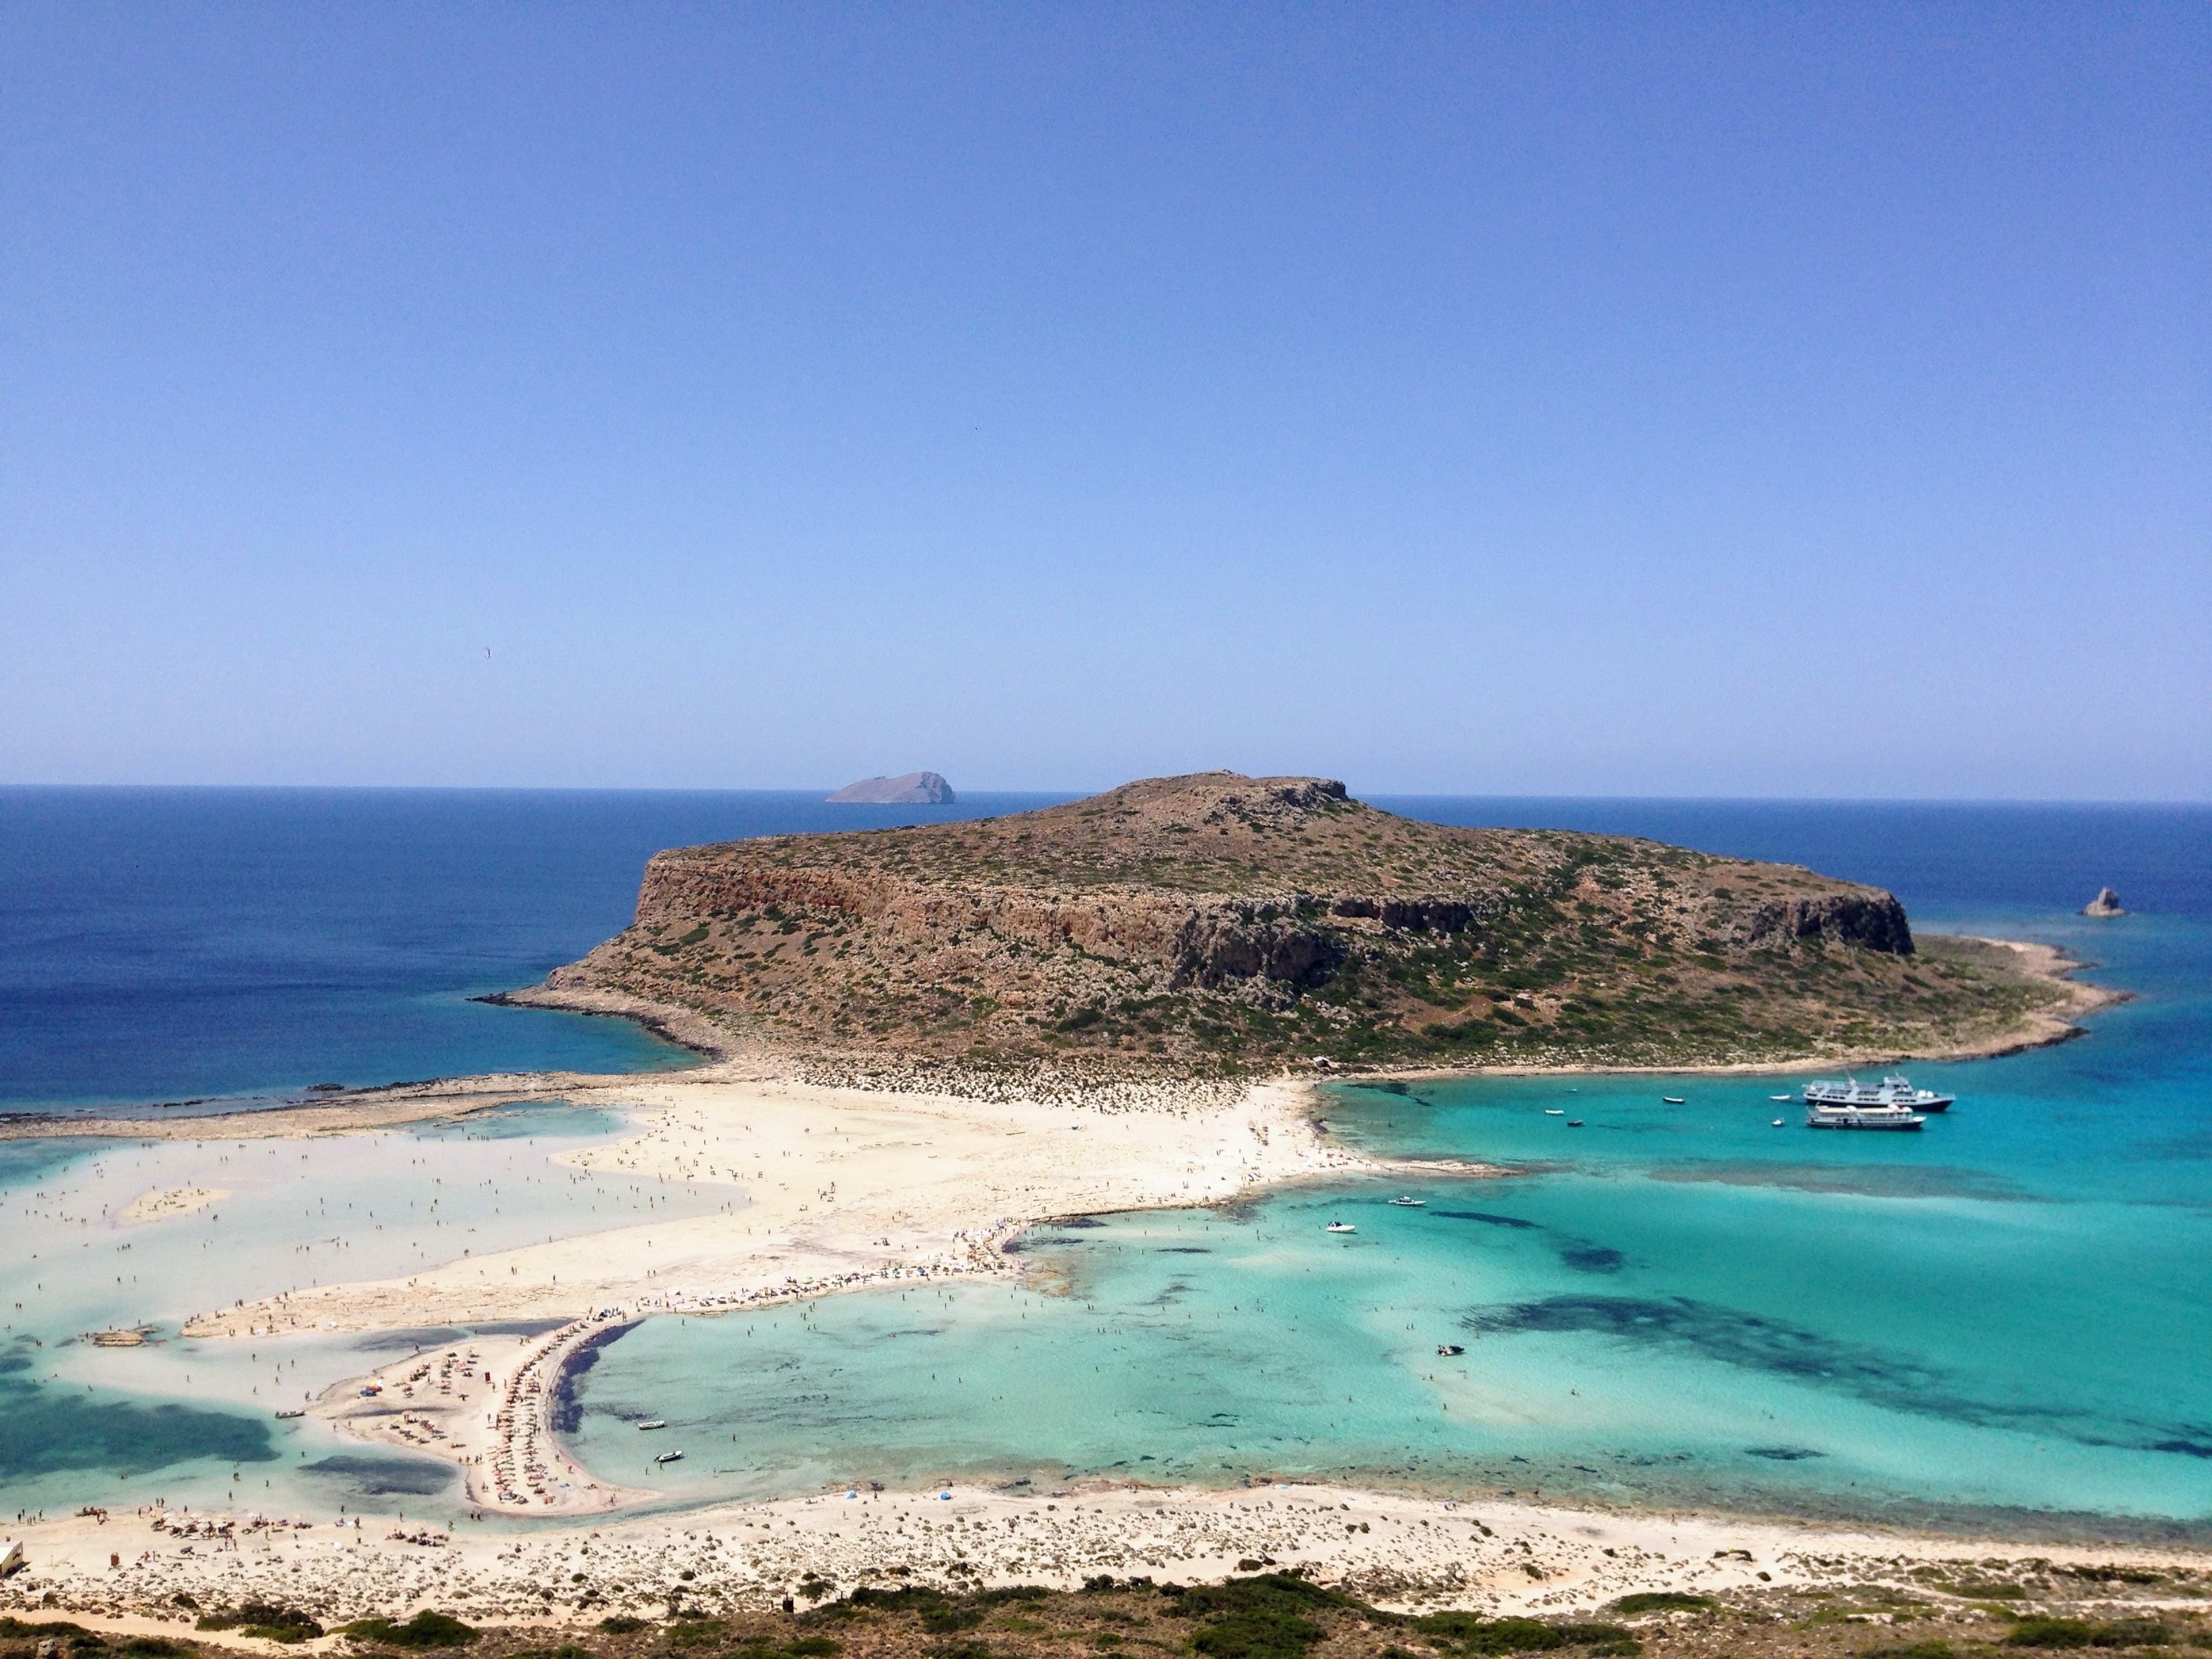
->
[561, 806, 2212, 1540]
[5, 797, 2207, 1537]
[563, 1040, 2212, 1536]
[0, 1102, 731, 1519]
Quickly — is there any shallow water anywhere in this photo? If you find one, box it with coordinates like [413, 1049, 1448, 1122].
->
[0, 1101, 731, 1519]
[560, 804, 2212, 1537]
[7, 798, 2207, 1536]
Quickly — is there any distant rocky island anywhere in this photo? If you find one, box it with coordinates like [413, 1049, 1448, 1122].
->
[527, 771, 2096, 1080]
[2083, 886, 2127, 917]
[826, 771, 956, 804]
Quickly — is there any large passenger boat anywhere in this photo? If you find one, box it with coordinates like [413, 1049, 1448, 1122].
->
[1805, 1099, 1926, 1131]
[1803, 1074, 1954, 1113]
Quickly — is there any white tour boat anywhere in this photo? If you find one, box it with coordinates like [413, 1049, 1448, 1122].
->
[1804, 1100, 1925, 1132]
[1803, 1075, 1954, 1113]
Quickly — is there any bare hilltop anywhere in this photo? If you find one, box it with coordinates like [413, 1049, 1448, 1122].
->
[523, 771, 2094, 1080]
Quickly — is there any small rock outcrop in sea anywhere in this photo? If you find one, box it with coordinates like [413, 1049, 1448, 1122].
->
[826, 771, 956, 804]
[2083, 887, 2127, 917]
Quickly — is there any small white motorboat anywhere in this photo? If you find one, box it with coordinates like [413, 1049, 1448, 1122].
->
[274, 1408, 306, 1420]
[654, 1449, 685, 1465]
[1325, 1222, 1357, 1234]
[1544, 1108, 1565, 1116]
[1662, 1096, 1686, 1105]
[1771, 1119, 1786, 1128]
[1769, 1094, 1793, 1103]
[637, 1419, 668, 1431]
[1387, 1196, 1425, 1208]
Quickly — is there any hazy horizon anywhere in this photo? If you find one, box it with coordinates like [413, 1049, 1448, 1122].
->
[4, 779, 2208, 808]
[5, 7, 2205, 800]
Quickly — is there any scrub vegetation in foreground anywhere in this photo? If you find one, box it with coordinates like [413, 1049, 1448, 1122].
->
[539, 773, 2078, 1080]
[9, 1568, 2208, 1659]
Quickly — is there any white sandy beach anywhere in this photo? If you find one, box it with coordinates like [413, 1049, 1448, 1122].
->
[8, 1477, 2207, 1633]
[169, 1071, 1397, 1516]
[118, 1185, 230, 1223]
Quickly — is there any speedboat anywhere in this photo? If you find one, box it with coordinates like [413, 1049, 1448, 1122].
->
[1771, 1119, 1785, 1128]
[1437, 1344, 1465, 1357]
[274, 1408, 306, 1420]
[1387, 1196, 1425, 1208]
[1544, 1109, 1565, 1116]
[1567, 1120, 1584, 1128]
[1325, 1222, 1357, 1234]
[654, 1450, 685, 1465]
[1662, 1096, 1686, 1105]
[637, 1419, 668, 1431]
[1769, 1094, 1793, 1103]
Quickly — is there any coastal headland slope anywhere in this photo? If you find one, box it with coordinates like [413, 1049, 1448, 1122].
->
[519, 771, 2091, 1078]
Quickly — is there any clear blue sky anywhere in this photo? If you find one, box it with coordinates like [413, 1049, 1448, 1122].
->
[3, 5, 2205, 798]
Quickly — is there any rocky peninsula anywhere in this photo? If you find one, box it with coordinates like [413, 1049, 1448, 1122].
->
[512, 771, 2103, 1083]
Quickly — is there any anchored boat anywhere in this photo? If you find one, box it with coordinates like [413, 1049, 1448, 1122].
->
[1803, 1074, 1954, 1113]
[1805, 1101, 1925, 1132]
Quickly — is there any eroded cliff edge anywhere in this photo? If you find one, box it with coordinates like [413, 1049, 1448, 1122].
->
[518, 772, 2098, 1078]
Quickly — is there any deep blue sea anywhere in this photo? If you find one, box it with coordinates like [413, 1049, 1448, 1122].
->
[0, 788, 1062, 1115]
[1, 790, 2205, 1535]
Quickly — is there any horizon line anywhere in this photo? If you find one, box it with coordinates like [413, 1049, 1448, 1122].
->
[2, 781, 2207, 808]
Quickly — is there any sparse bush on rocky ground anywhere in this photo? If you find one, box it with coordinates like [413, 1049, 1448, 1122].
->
[340, 1610, 480, 1648]
[12, 1572, 2210, 1659]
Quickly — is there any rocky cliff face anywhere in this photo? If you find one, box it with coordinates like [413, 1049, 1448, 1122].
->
[544, 771, 2030, 1076]
[1717, 890, 1914, 954]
